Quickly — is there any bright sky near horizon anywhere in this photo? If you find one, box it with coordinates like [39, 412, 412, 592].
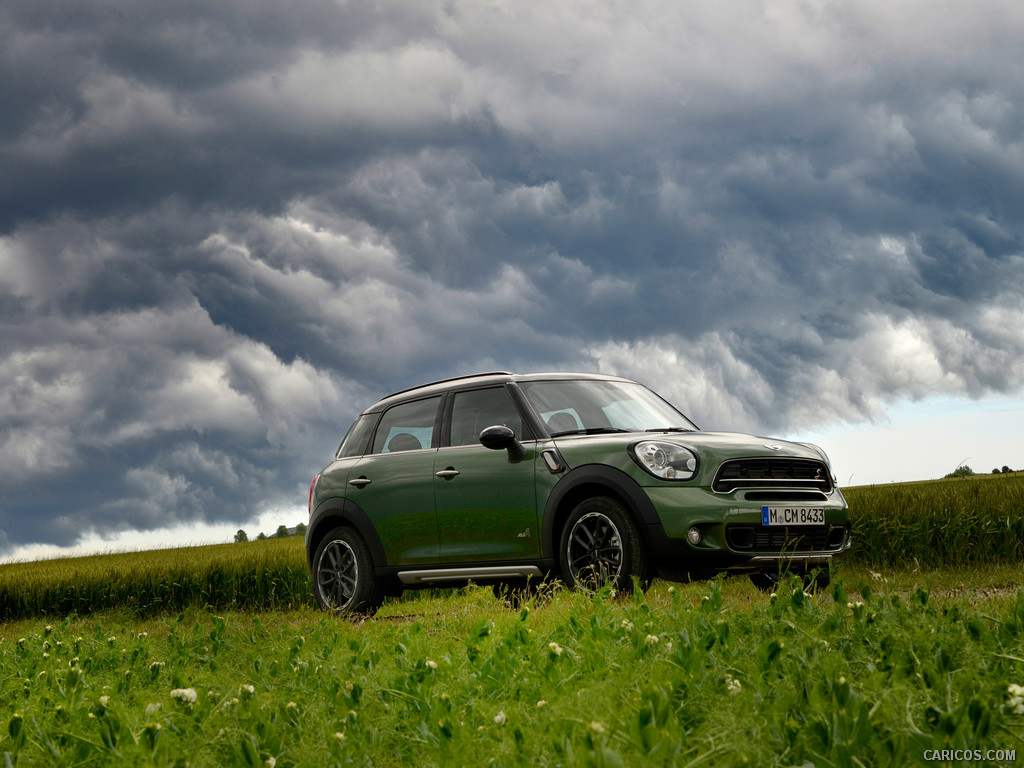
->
[2, 0, 1023, 562]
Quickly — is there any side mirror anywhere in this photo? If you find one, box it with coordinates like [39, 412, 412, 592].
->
[479, 425, 527, 463]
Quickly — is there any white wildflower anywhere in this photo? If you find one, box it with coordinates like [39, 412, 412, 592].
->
[145, 703, 163, 716]
[588, 721, 606, 734]
[1008, 684, 1024, 715]
[726, 677, 742, 695]
[494, 711, 507, 725]
[536, 700, 547, 708]
[548, 642, 563, 656]
[644, 634, 659, 646]
[170, 688, 198, 705]
[426, 659, 438, 669]
[99, 696, 110, 707]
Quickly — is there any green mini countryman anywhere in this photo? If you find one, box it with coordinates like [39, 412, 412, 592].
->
[306, 372, 850, 614]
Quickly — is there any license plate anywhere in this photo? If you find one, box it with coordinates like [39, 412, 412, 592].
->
[762, 506, 826, 526]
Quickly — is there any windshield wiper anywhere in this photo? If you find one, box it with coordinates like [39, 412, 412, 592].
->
[644, 427, 694, 432]
[550, 427, 631, 437]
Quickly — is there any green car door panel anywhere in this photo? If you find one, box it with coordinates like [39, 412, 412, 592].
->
[346, 450, 441, 564]
[433, 442, 540, 561]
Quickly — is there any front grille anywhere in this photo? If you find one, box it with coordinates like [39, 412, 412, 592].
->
[726, 524, 846, 553]
[713, 458, 832, 494]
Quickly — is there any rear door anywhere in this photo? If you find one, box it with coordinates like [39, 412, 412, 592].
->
[346, 396, 442, 565]
[433, 386, 539, 562]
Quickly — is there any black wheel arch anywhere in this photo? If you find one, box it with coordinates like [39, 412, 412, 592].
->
[541, 464, 663, 560]
[306, 497, 388, 572]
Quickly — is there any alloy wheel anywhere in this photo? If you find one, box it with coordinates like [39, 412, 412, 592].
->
[316, 538, 359, 610]
[565, 511, 623, 590]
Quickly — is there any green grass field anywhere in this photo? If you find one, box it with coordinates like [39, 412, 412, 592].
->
[1, 473, 1022, 765]
[1, 575, 1022, 766]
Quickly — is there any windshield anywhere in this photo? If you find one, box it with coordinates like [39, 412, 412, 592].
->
[519, 380, 699, 436]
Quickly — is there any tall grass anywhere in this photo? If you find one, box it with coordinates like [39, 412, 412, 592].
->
[845, 473, 1024, 568]
[0, 537, 312, 621]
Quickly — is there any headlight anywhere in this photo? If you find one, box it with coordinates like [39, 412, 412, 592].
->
[629, 441, 698, 480]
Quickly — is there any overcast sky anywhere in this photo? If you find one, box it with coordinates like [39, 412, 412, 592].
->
[2, 0, 1023, 560]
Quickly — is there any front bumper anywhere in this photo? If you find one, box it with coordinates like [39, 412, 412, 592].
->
[640, 486, 851, 581]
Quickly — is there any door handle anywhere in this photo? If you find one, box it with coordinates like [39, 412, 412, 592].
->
[348, 477, 371, 487]
[435, 468, 460, 479]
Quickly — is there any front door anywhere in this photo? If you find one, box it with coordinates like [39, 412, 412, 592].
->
[433, 387, 539, 562]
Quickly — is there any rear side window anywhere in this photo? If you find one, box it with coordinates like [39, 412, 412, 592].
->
[372, 397, 442, 453]
[337, 414, 377, 458]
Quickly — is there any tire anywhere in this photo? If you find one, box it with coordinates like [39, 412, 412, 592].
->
[559, 496, 649, 593]
[312, 526, 384, 616]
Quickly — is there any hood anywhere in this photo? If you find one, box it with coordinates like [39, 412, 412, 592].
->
[551, 429, 832, 483]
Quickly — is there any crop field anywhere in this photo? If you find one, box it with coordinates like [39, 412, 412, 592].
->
[844, 473, 1024, 568]
[0, 537, 311, 622]
[0, 474, 1022, 765]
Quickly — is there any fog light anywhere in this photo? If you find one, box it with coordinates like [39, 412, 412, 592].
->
[686, 527, 702, 545]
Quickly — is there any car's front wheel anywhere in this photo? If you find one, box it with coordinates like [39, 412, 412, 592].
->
[312, 526, 384, 615]
[559, 497, 649, 593]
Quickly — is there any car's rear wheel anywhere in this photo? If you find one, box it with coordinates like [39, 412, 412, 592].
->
[313, 526, 384, 615]
[559, 497, 649, 593]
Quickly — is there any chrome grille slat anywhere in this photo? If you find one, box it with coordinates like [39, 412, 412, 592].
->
[713, 458, 832, 494]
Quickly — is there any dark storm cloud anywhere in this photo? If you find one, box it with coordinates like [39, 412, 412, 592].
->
[2, 0, 1024, 553]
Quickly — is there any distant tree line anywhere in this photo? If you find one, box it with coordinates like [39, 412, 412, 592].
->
[943, 464, 1016, 479]
[234, 522, 307, 543]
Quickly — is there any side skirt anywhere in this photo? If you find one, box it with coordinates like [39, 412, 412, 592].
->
[397, 565, 543, 585]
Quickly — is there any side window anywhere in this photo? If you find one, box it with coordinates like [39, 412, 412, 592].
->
[371, 397, 441, 454]
[337, 414, 377, 458]
[449, 387, 524, 446]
